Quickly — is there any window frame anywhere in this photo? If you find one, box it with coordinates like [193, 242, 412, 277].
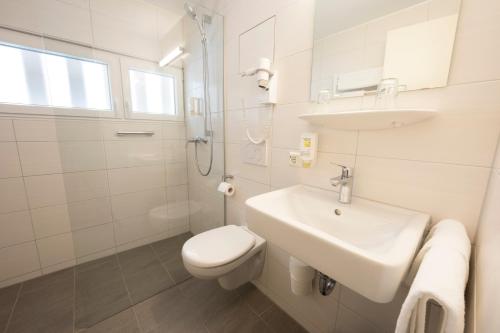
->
[0, 40, 119, 119]
[120, 57, 184, 122]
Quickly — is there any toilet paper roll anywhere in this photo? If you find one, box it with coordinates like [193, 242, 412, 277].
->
[290, 276, 313, 296]
[289, 257, 316, 281]
[217, 182, 235, 196]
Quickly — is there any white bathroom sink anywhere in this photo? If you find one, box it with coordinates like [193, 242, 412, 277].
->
[245, 185, 430, 303]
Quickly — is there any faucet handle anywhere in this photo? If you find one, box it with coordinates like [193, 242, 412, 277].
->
[330, 163, 352, 179]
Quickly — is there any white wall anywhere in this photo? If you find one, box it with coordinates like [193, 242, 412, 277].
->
[203, 0, 500, 331]
[473, 139, 500, 332]
[0, 0, 190, 288]
[0, 115, 189, 288]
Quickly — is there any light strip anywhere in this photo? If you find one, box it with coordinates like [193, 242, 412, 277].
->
[159, 46, 185, 67]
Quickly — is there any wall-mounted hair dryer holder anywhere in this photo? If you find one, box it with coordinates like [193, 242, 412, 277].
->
[240, 57, 277, 104]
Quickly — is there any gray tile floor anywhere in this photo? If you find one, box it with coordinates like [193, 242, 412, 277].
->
[0, 232, 307, 333]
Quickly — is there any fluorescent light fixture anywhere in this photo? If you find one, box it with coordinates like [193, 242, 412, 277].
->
[159, 46, 184, 67]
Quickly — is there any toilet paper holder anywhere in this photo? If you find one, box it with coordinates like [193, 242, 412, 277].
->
[222, 175, 234, 182]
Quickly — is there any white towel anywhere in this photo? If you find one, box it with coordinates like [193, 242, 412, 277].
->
[396, 219, 471, 333]
[405, 219, 470, 286]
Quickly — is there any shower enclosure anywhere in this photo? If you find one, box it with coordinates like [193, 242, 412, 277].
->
[183, 5, 226, 235]
[0, 1, 224, 330]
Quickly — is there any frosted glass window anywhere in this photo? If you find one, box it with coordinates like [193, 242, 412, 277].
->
[128, 69, 177, 116]
[0, 42, 112, 111]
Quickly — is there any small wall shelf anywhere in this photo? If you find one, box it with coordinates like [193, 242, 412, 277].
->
[298, 108, 438, 131]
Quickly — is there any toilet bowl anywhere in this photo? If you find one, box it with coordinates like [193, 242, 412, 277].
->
[182, 225, 266, 290]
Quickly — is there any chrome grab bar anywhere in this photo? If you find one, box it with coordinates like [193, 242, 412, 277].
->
[116, 131, 155, 136]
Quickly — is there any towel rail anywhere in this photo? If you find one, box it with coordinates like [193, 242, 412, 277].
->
[116, 131, 155, 136]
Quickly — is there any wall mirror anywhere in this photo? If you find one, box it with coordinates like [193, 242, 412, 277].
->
[310, 0, 461, 103]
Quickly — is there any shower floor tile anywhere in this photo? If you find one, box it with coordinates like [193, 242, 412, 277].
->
[0, 284, 20, 332]
[0, 232, 307, 333]
[118, 245, 175, 304]
[75, 256, 131, 329]
[79, 309, 140, 333]
[7, 269, 74, 333]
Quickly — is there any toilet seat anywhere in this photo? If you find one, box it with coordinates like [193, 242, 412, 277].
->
[182, 225, 256, 268]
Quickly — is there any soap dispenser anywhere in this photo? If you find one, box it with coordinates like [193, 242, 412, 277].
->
[289, 133, 318, 168]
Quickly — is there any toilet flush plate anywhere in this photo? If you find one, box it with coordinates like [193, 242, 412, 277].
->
[242, 141, 268, 166]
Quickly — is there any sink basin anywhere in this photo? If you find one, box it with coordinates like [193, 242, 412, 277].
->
[245, 185, 430, 303]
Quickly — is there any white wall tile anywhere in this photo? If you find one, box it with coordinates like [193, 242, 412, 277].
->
[111, 187, 167, 220]
[272, 103, 359, 154]
[25, 174, 67, 208]
[0, 242, 40, 282]
[62, 170, 109, 203]
[357, 110, 500, 167]
[114, 214, 167, 245]
[226, 177, 270, 226]
[239, 17, 275, 72]
[353, 156, 490, 239]
[475, 169, 500, 332]
[0, 142, 22, 178]
[36, 233, 75, 268]
[164, 140, 187, 163]
[13, 119, 58, 142]
[0, 120, 15, 142]
[67, 197, 113, 230]
[108, 165, 165, 195]
[0, 0, 93, 44]
[17, 142, 62, 176]
[495, 142, 500, 169]
[340, 286, 408, 332]
[91, 12, 160, 61]
[166, 184, 188, 203]
[166, 162, 188, 186]
[162, 122, 186, 139]
[59, 141, 106, 172]
[105, 140, 164, 169]
[73, 223, 115, 258]
[31, 204, 71, 238]
[449, 6, 500, 84]
[270, 148, 356, 191]
[335, 305, 379, 333]
[275, 0, 314, 60]
[0, 211, 34, 248]
[0, 177, 28, 214]
[276, 50, 312, 104]
[226, 143, 271, 185]
[52, 119, 103, 141]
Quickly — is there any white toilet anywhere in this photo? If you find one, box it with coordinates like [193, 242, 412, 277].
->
[182, 225, 266, 290]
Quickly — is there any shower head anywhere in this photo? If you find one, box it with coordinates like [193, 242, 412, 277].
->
[184, 3, 210, 40]
[184, 3, 197, 19]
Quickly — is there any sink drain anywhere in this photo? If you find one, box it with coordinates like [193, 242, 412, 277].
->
[334, 209, 342, 216]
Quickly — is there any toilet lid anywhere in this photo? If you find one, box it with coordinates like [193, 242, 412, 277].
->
[182, 225, 256, 268]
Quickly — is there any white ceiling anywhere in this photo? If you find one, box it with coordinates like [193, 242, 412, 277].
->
[314, 0, 428, 39]
[143, 0, 186, 15]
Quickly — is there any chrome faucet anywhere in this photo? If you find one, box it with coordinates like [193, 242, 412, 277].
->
[330, 164, 353, 204]
[185, 136, 208, 148]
